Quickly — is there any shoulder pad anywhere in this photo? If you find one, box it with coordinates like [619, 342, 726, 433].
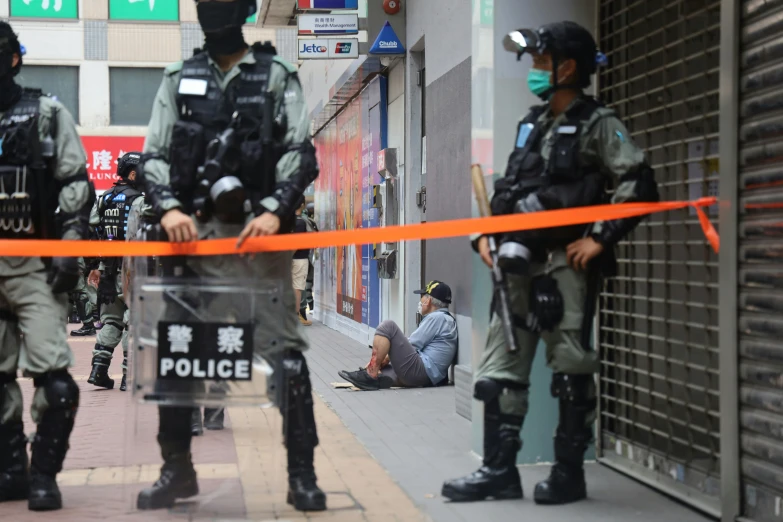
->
[520, 105, 547, 124]
[37, 95, 65, 118]
[272, 55, 298, 75]
[594, 106, 617, 119]
[164, 61, 184, 77]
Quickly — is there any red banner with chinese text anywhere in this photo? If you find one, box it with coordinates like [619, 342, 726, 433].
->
[81, 136, 146, 193]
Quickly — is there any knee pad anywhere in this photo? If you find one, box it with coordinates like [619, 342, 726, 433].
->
[277, 350, 318, 449]
[33, 371, 79, 413]
[474, 378, 527, 430]
[473, 377, 528, 402]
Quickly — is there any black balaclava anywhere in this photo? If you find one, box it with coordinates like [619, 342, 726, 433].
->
[196, 0, 255, 58]
[0, 22, 23, 112]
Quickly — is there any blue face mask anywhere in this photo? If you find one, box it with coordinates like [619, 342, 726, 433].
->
[527, 68, 552, 99]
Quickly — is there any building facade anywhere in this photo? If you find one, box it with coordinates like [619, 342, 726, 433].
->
[1, 0, 294, 192]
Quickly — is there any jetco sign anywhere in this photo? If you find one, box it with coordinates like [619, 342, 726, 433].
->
[299, 38, 359, 59]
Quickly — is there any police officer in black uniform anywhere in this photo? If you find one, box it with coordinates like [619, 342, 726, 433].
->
[87, 152, 146, 392]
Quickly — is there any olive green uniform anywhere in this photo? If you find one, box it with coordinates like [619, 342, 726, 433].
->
[476, 99, 649, 424]
[69, 257, 94, 322]
[0, 96, 90, 424]
[89, 195, 148, 356]
[143, 50, 312, 355]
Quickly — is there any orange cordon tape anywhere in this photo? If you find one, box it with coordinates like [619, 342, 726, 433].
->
[0, 197, 719, 257]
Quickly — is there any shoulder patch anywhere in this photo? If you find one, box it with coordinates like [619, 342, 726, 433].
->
[273, 55, 298, 75]
[164, 61, 184, 76]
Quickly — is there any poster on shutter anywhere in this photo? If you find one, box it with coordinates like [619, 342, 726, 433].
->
[81, 136, 146, 193]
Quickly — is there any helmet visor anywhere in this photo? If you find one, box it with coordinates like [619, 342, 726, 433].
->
[502, 29, 541, 56]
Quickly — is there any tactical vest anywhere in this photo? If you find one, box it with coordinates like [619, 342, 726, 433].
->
[98, 184, 143, 241]
[492, 97, 610, 216]
[168, 43, 279, 212]
[0, 88, 55, 239]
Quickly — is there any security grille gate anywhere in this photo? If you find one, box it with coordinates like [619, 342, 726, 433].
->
[596, 0, 722, 514]
[738, 1, 783, 520]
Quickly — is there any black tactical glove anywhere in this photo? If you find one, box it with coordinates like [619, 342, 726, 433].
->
[98, 272, 118, 305]
[529, 274, 565, 332]
[47, 257, 80, 294]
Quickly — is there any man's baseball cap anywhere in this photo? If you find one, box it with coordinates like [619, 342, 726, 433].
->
[414, 280, 452, 304]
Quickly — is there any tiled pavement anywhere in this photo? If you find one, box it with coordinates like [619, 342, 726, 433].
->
[3, 325, 427, 521]
[1, 320, 713, 522]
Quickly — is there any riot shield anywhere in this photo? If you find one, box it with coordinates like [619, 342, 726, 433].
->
[121, 259, 292, 518]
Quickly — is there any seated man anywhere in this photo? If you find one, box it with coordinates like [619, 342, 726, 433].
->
[339, 281, 458, 390]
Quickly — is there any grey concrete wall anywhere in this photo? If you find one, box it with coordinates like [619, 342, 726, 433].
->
[423, 57, 472, 314]
[406, 0, 471, 86]
[406, 0, 473, 375]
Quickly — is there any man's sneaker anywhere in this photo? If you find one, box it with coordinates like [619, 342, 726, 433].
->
[337, 369, 393, 391]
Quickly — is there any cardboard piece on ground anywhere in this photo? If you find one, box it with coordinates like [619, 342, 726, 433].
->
[330, 381, 405, 391]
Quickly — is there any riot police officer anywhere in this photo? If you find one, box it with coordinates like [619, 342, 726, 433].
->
[136, 0, 324, 512]
[87, 152, 148, 392]
[442, 21, 659, 505]
[0, 22, 95, 511]
[69, 256, 97, 336]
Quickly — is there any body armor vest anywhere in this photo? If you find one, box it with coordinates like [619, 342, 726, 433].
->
[98, 184, 143, 241]
[168, 43, 279, 214]
[0, 88, 56, 239]
[491, 96, 611, 250]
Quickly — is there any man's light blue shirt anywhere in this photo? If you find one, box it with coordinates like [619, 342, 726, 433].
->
[409, 308, 459, 385]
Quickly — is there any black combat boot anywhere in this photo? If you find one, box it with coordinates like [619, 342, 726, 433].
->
[281, 350, 326, 511]
[29, 372, 79, 511]
[203, 408, 224, 430]
[137, 438, 199, 510]
[286, 446, 326, 511]
[441, 429, 522, 501]
[190, 409, 203, 436]
[87, 345, 114, 390]
[442, 381, 524, 502]
[0, 421, 29, 502]
[70, 301, 96, 336]
[533, 373, 593, 505]
[70, 322, 96, 336]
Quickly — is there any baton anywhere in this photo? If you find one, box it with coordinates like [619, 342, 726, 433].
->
[471, 164, 519, 353]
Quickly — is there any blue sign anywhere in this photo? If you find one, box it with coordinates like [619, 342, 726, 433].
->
[369, 21, 405, 55]
[298, 0, 359, 9]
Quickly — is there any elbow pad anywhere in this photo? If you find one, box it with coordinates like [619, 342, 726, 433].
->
[57, 173, 96, 240]
[595, 164, 659, 246]
[265, 140, 319, 219]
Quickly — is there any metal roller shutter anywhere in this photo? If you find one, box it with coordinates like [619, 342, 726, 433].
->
[596, 0, 722, 514]
[738, 0, 783, 520]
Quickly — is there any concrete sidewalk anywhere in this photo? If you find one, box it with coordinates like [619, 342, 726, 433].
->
[306, 322, 714, 522]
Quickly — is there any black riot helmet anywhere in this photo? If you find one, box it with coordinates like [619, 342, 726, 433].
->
[306, 202, 315, 217]
[117, 152, 141, 181]
[503, 21, 607, 92]
[194, 0, 257, 32]
[0, 21, 23, 78]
